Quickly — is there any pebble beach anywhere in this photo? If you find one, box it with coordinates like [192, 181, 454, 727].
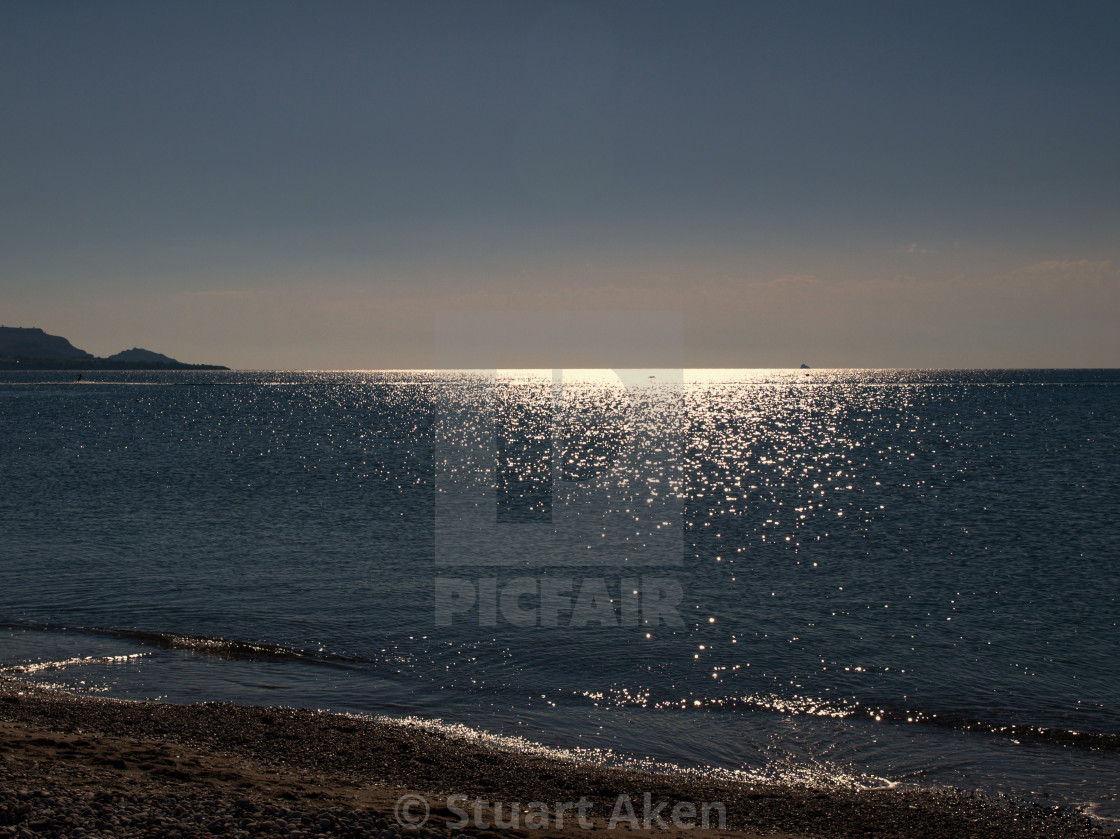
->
[0, 677, 1105, 839]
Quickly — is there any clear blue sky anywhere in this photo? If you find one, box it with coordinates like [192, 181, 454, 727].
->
[2, 0, 1117, 368]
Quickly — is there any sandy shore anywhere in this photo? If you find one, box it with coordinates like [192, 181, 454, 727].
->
[0, 678, 1104, 839]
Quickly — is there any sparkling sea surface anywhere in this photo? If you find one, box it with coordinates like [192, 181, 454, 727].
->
[1, 369, 1118, 823]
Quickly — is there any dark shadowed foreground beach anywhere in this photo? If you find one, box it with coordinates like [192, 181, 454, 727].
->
[0, 679, 1104, 839]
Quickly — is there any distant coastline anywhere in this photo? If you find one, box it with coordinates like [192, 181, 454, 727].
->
[0, 326, 228, 371]
[0, 357, 229, 371]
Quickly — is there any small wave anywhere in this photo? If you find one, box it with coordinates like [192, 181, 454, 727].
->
[1079, 802, 1120, 830]
[364, 714, 892, 792]
[577, 689, 1120, 753]
[1, 620, 366, 668]
[1, 653, 147, 675]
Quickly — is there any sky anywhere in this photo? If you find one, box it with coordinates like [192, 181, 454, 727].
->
[1, 0, 1118, 369]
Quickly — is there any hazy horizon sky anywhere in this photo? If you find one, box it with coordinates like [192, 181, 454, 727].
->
[2, 0, 1118, 369]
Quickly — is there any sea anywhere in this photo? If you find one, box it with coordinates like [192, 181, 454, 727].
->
[1, 369, 1117, 824]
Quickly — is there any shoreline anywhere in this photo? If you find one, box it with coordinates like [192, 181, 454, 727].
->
[0, 677, 1106, 839]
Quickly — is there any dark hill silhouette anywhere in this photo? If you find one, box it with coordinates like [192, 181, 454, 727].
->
[0, 326, 228, 370]
[0, 327, 93, 361]
[108, 347, 180, 365]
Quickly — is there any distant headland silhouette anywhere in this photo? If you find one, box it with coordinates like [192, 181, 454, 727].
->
[0, 326, 228, 370]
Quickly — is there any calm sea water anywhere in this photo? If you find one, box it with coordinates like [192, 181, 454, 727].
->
[1, 370, 1118, 822]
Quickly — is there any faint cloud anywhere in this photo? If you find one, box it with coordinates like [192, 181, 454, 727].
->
[977, 258, 1119, 309]
[769, 273, 819, 286]
[1018, 259, 1112, 275]
[994, 259, 1117, 294]
[896, 243, 936, 254]
[181, 289, 255, 299]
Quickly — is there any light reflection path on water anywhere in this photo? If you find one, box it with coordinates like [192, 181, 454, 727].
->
[1, 369, 1118, 823]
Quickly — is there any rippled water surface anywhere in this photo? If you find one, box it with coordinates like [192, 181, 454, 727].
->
[1, 369, 1118, 821]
